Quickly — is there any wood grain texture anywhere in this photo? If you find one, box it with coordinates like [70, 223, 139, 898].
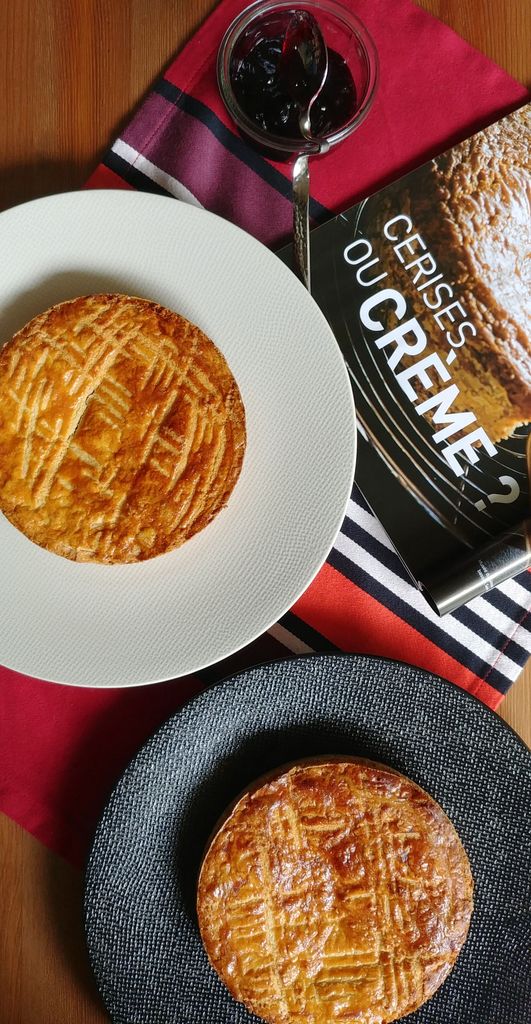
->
[0, 1, 529, 1022]
[0, 0, 218, 210]
[0, 813, 108, 1024]
[420, 0, 531, 85]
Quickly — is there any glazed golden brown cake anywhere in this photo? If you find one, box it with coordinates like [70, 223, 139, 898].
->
[197, 758, 473, 1024]
[368, 104, 530, 443]
[0, 294, 246, 562]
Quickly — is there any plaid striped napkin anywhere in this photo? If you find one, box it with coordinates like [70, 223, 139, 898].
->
[0, 0, 529, 867]
[86, 0, 531, 706]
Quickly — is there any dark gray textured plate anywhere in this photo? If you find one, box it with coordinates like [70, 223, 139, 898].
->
[84, 654, 530, 1024]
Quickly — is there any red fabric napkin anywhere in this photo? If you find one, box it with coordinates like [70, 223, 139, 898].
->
[1, 0, 529, 869]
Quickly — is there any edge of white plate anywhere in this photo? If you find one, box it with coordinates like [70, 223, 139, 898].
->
[0, 191, 357, 687]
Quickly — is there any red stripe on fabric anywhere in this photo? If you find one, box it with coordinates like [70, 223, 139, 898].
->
[119, 91, 294, 245]
[0, 666, 205, 866]
[85, 165, 135, 191]
[162, 65, 300, 186]
[0, 629, 292, 867]
[164, 66, 234, 127]
[292, 564, 503, 711]
[163, 0, 527, 215]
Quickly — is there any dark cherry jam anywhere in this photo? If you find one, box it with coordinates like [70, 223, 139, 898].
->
[231, 27, 357, 141]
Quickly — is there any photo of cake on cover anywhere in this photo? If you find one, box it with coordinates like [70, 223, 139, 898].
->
[304, 103, 530, 565]
[365, 104, 530, 446]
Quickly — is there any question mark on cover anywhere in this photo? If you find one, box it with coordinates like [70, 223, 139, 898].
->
[475, 476, 520, 512]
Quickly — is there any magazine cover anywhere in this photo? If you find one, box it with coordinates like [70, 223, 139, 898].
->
[281, 103, 531, 615]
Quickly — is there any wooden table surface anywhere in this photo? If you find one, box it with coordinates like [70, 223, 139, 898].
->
[0, 1, 529, 1021]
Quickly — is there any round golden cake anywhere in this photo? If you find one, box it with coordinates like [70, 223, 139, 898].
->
[197, 758, 473, 1024]
[0, 294, 246, 562]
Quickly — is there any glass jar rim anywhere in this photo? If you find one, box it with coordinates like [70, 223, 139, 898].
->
[217, 0, 379, 156]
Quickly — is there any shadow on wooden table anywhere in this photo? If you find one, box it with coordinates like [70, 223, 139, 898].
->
[0, 161, 92, 214]
[32, 677, 204, 1020]
[42, 850, 110, 1020]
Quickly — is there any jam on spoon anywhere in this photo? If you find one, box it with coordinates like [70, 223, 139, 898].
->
[279, 10, 327, 113]
[231, 11, 357, 141]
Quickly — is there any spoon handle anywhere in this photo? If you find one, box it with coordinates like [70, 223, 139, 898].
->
[292, 154, 311, 292]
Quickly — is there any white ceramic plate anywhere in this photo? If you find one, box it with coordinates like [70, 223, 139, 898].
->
[0, 191, 355, 687]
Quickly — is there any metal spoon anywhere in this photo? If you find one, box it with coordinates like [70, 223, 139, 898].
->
[280, 12, 329, 292]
